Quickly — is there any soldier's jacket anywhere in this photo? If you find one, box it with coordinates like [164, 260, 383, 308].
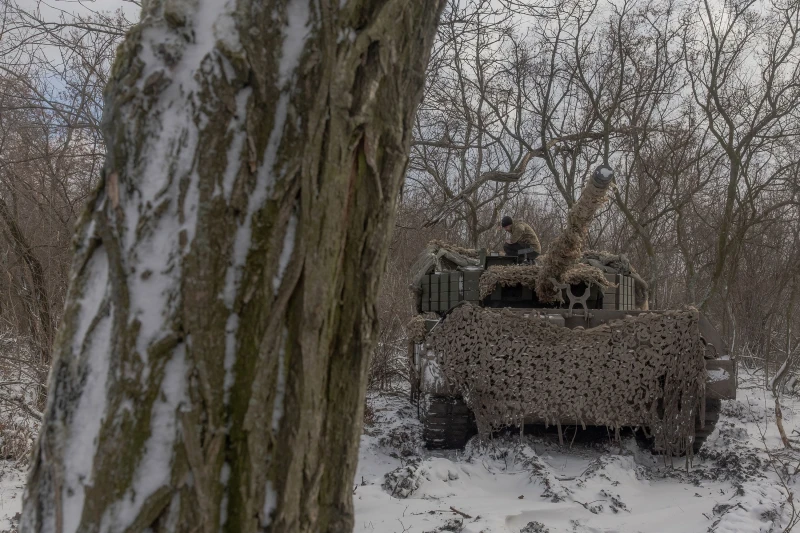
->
[509, 222, 542, 253]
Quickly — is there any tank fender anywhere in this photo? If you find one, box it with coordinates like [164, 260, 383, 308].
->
[706, 359, 737, 400]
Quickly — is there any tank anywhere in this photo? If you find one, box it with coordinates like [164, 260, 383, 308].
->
[409, 166, 735, 456]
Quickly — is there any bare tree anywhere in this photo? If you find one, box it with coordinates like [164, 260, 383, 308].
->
[0, 1, 133, 413]
[408, 0, 545, 246]
[683, 0, 800, 310]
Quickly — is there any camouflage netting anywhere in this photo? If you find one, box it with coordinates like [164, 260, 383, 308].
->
[426, 304, 707, 455]
[536, 177, 611, 302]
[407, 314, 429, 344]
[427, 239, 479, 259]
[410, 239, 650, 309]
[408, 241, 480, 292]
[580, 250, 649, 309]
[479, 263, 611, 300]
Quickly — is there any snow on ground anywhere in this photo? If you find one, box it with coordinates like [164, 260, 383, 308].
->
[355, 376, 800, 533]
[0, 463, 23, 533]
[0, 373, 797, 533]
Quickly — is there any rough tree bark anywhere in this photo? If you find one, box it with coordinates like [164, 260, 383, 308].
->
[21, 1, 444, 532]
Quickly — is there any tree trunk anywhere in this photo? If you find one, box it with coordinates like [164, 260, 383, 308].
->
[0, 194, 53, 405]
[700, 161, 740, 312]
[21, 1, 444, 532]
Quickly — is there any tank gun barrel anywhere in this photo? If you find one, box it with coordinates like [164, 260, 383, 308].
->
[535, 165, 615, 302]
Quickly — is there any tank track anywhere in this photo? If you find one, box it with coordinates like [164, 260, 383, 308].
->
[422, 395, 477, 449]
[693, 398, 722, 453]
[420, 395, 721, 453]
[636, 398, 721, 454]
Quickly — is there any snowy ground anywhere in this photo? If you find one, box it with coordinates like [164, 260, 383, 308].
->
[1, 374, 798, 533]
[355, 376, 800, 533]
[0, 463, 23, 533]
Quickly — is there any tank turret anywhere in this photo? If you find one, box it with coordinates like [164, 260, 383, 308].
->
[535, 165, 614, 302]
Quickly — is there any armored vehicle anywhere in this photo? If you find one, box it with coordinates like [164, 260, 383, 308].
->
[408, 166, 736, 455]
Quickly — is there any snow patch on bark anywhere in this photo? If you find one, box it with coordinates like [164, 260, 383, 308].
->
[122, 0, 244, 358]
[108, 343, 188, 529]
[261, 480, 277, 528]
[252, 93, 289, 203]
[279, 0, 311, 85]
[272, 328, 289, 432]
[71, 250, 109, 356]
[219, 462, 231, 527]
[222, 1, 311, 414]
[212, 0, 243, 54]
[224, 0, 309, 306]
[126, 212, 184, 360]
[221, 87, 253, 200]
[130, 0, 240, 245]
[62, 250, 112, 533]
[273, 212, 297, 291]
[223, 313, 239, 402]
[260, 328, 289, 527]
[250, 0, 309, 198]
[222, 88, 290, 307]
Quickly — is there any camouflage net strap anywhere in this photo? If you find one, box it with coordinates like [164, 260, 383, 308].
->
[426, 304, 706, 456]
[581, 250, 649, 309]
[479, 264, 611, 301]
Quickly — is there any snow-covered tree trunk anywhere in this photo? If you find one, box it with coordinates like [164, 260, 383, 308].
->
[21, 1, 444, 532]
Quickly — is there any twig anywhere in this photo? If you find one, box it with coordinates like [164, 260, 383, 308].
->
[776, 399, 793, 450]
[559, 464, 594, 482]
[0, 390, 43, 421]
[421, 127, 643, 227]
[750, 403, 800, 532]
[450, 506, 472, 519]
[772, 353, 794, 449]
[575, 499, 606, 511]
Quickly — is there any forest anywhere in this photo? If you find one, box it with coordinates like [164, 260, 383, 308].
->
[0, 0, 799, 532]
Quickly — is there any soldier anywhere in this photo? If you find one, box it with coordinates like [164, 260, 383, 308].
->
[500, 215, 541, 258]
